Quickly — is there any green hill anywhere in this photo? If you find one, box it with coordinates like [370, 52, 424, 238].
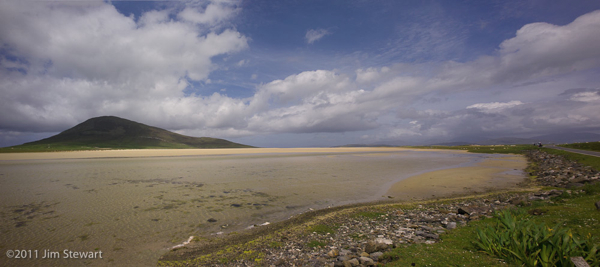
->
[1, 116, 253, 152]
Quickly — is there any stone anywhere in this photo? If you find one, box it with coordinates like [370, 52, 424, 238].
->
[328, 249, 339, 258]
[457, 207, 470, 215]
[364, 240, 389, 253]
[346, 258, 359, 266]
[595, 201, 600, 211]
[360, 252, 370, 257]
[207, 218, 217, 223]
[359, 256, 375, 265]
[370, 252, 383, 261]
[446, 222, 457, 229]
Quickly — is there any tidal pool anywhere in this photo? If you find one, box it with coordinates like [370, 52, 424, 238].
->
[0, 148, 522, 266]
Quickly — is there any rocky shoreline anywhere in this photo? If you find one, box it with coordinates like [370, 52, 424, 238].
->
[159, 149, 599, 266]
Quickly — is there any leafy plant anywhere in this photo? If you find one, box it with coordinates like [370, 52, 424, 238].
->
[474, 208, 598, 266]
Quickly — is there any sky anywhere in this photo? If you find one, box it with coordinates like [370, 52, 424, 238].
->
[1, 0, 600, 148]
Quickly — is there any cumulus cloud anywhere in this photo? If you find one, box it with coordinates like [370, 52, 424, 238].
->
[305, 28, 331, 44]
[467, 101, 524, 112]
[0, 0, 248, 132]
[1, 4, 600, 146]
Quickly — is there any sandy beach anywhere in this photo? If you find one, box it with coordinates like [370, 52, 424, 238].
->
[0, 148, 526, 266]
[386, 155, 527, 200]
[0, 147, 424, 161]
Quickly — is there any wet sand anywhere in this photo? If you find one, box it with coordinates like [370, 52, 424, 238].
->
[0, 147, 423, 161]
[0, 148, 526, 266]
[387, 155, 527, 200]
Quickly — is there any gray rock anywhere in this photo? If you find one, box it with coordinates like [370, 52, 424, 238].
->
[364, 240, 389, 253]
[457, 207, 470, 215]
[446, 222, 457, 229]
[359, 256, 375, 265]
[346, 258, 359, 266]
[370, 252, 383, 261]
[595, 201, 600, 211]
[327, 249, 339, 258]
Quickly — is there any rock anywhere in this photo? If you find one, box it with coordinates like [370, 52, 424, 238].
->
[370, 252, 383, 261]
[510, 196, 528, 206]
[359, 252, 370, 257]
[207, 218, 217, 223]
[374, 237, 393, 245]
[595, 201, 600, 211]
[457, 207, 470, 215]
[359, 256, 375, 265]
[364, 240, 389, 253]
[346, 258, 359, 266]
[328, 249, 339, 258]
[446, 222, 457, 229]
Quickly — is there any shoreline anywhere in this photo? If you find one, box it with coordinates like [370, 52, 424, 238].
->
[0, 147, 440, 161]
[158, 153, 528, 264]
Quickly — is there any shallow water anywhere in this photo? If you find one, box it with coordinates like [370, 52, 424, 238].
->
[0, 150, 492, 266]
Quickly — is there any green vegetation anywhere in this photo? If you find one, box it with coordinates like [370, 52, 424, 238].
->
[474, 209, 598, 266]
[308, 224, 337, 235]
[543, 147, 600, 171]
[307, 240, 327, 248]
[560, 141, 600, 152]
[0, 116, 252, 152]
[384, 183, 600, 266]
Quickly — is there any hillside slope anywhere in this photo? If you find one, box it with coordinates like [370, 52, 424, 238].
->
[2, 116, 253, 151]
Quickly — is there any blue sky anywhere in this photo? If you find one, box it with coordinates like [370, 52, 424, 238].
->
[1, 0, 600, 147]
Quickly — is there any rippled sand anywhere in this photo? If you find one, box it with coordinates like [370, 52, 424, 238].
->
[0, 148, 525, 266]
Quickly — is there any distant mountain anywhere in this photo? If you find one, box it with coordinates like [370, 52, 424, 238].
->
[531, 132, 600, 144]
[430, 141, 473, 146]
[475, 137, 538, 145]
[424, 132, 600, 146]
[3, 116, 252, 151]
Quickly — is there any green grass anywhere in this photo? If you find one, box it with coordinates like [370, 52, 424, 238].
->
[384, 183, 600, 266]
[308, 224, 337, 235]
[307, 240, 328, 248]
[542, 147, 600, 171]
[560, 141, 600, 152]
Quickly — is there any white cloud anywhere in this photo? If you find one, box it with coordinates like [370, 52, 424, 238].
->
[1, 5, 600, 146]
[570, 91, 600, 102]
[466, 101, 524, 112]
[305, 28, 331, 44]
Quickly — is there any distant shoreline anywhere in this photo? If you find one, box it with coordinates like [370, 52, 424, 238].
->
[0, 147, 453, 161]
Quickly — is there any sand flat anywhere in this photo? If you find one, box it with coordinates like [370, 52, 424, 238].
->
[386, 154, 527, 200]
[0, 148, 525, 266]
[0, 147, 440, 161]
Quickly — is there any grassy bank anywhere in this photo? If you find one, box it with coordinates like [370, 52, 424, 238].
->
[560, 141, 600, 152]
[543, 147, 600, 171]
[382, 183, 600, 266]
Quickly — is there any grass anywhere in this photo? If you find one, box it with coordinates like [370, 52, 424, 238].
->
[307, 240, 328, 248]
[308, 224, 337, 235]
[560, 141, 600, 152]
[383, 183, 600, 266]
